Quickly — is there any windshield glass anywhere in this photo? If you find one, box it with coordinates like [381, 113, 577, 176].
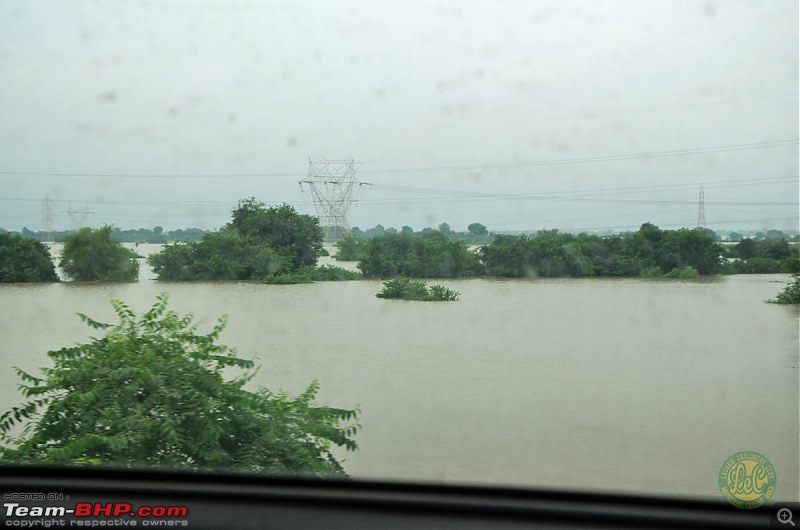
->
[0, 0, 797, 506]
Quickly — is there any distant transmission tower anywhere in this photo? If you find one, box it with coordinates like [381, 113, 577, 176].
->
[41, 193, 53, 242]
[299, 157, 366, 241]
[63, 202, 94, 230]
[696, 183, 706, 229]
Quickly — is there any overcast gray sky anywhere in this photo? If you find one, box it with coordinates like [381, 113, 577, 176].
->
[1, 0, 797, 232]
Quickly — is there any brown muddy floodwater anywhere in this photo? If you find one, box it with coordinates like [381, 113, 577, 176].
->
[0, 243, 797, 501]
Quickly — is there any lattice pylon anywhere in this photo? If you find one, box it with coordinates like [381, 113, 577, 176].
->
[696, 184, 706, 229]
[299, 158, 359, 242]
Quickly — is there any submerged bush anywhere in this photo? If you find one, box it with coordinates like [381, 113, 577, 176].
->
[149, 231, 282, 281]
[376, 278, 460, 301]
[664, 266, 699, 279]
[770, 274, 800, 304]
[263, 265, 362, 284]
[358, 232, 484, 278]
[60, 226, 139, 282]
[149, 199, 323, 281]
[479, 224, 723, 278]
[0, 232, 59, 283]
[334, 236, 370, 261]
[640, 266, 665, 278]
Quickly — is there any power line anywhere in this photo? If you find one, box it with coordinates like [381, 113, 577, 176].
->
[0, 139, 796, 179]
[0, 175, 796, 210]
[300, 157, 362, 241]
[369, 175, 798, 199]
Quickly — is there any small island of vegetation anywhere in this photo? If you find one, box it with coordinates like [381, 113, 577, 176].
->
[149, 198, 361, 284]
[376, 278, 460, 302]
[0, 232, 58, 283]
[60, 226, 140, 282]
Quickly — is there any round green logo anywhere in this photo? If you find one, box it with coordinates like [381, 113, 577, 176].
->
[718, 451, 777, 509]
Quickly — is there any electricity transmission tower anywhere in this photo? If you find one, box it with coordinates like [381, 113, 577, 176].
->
[41, 193, 53, 242]
[63, 202, 94, 231]
[299, 158, 366, 241]
[696, 184, 706, 229]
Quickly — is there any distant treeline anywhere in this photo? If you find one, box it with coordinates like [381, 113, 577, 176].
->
[336, 223, 799, 278]
[5, 226, 207, 243]
[351, 222, 494, 245]
[3, 206, 799, 284]
[722, 237, 799, 274]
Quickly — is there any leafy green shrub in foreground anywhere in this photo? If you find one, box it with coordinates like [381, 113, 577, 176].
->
[376, 278, 460, 301]
[0, 294, 359, 475]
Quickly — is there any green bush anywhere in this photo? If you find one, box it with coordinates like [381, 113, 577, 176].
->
[334, 236, 370, 261]
[0, 232, 59, 283]
[149, 199, 323, 281]
[149, 231, 282, 281]
[664, 266, 699, 279]
[227, 199, 323, 271]
[726, 258, 784, 274]
[60, 226, 139, 282]
[311, 265, 363, 281]
[639, 266, 665, 278]
[770, 274, 800, 304]
[358, 232, 484, 278]
[0, 294, 359, 475]
[479, 224, 723, 278]
[263, 265, 362, 284]
[376, 278, 460, 301]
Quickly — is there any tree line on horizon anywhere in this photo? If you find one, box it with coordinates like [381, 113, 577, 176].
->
[6, 226, 206, 244]
[1, 200, 798, 288]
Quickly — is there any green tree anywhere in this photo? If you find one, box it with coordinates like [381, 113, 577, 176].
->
[358, 231, 484, 278]
[228, 199, 323, 270]
[759, 238, 791, 260]
[734, 238, 758, 259]
[0, 232, 59, 283]
[479, 224, 722, 278]
[149, 199, 324, 281]
[765, 229, 787, 240]
[438, 222, 452, 235]
[149, 230, 283, 281]
[401, 225, 414, 234]
[333, 236, 370, 262]
[0, 294, 359, 475]
[467, 223, 488, 236]
[59, 226, 139, 282]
